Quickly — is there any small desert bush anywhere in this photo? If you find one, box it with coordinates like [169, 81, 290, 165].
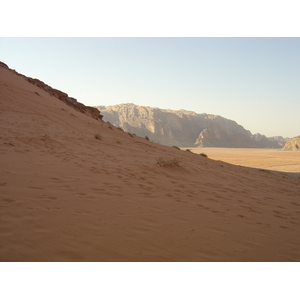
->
[156, 157, 180, 167]
[199, 153, 207, 158]
[259, 169, 271, 173]
[94, 133, 103, 140]
[117, 127, 124, 132]
[185, 149, 192, 152]
[156, 157, 165, 166]
[173, 146, 180, 150]
[104, 121, 113, 129]
[145, 136, 149, 141]
[128, 132, 135, 138]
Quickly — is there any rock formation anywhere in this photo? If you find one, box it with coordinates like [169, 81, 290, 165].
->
[0, 61, 103, 121]
[97, 103, 287, 148]
[283, 136, 300, 150]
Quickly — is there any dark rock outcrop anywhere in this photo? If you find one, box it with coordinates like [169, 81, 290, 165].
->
[0, 62, 9, 69]
[0, 61, 103, 121]
[97, 103, 287, 148]
[283, 136, 300, 150]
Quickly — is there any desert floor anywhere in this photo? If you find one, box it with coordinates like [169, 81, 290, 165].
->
[184, 147, 300, 176]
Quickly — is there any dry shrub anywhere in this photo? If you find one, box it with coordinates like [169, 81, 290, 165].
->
[94, 133, 102, 140]
[42, 134, 50, 140]
[156, 157, 180, 167]
[259, 169, 271, 173]
[199, 153, 207, 158]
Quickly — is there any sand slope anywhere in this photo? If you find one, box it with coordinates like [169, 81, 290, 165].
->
[1, 66, 300, 261]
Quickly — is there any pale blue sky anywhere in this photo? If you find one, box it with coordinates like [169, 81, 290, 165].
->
[1, 37, 299, 137]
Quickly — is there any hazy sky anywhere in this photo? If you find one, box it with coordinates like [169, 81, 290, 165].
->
[1, 37, 299, 137]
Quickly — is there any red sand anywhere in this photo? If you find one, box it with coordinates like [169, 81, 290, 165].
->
[1, 66, 300, 261]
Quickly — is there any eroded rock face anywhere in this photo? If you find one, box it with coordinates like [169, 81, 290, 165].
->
[283, 136, 300, 150]
[195, 123, 254, 148]
[97, 103, 217, 146]
[97, 103, 286, 148]
[0, 61, 103, 121]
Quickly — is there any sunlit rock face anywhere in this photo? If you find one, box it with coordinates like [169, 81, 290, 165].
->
[283, 136, 300, 151]
[97, 103, 286, 148]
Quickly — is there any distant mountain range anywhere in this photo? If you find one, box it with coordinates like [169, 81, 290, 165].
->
[96, 103, 288, 148]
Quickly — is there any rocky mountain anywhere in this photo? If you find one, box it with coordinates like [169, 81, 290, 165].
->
[283, 136, 300, 150]
[96, 103, 287, 148]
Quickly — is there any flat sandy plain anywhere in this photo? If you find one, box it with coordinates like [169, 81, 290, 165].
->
[184, 148, 300, 176]
[1, 65, 300, 262]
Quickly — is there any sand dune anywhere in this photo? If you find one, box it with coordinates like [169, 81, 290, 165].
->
[1, 66, 300, 261]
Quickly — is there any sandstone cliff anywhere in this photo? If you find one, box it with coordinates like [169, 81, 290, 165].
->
[283, 136, 300, 150]
[97, 103, 287, 148]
